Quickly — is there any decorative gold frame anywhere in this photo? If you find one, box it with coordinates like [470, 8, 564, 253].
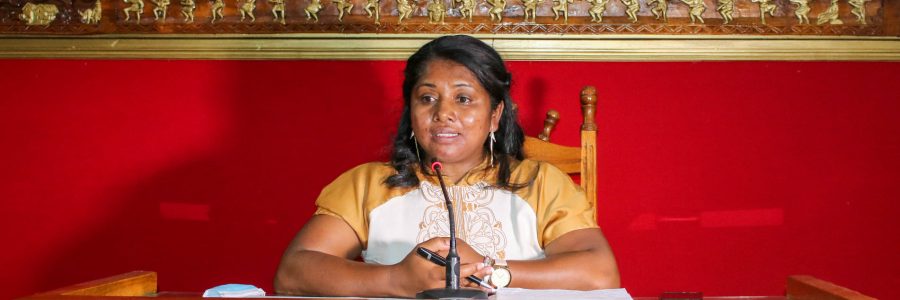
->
[1, 33, 898, 60]
[2, 0, 898, 60]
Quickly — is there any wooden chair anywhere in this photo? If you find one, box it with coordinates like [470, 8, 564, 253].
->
[522, 86, 598, 222]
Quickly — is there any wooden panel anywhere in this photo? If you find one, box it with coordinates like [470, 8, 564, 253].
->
[31, 271, 157, 297]
[886, 0, 900, 36]
[786, 275, 875, 300]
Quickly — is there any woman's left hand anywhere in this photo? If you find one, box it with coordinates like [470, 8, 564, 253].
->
[429, 238, 495, 292]
[459, 261, 494, 293]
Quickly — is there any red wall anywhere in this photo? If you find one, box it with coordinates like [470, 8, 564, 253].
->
[1, 60, 898, 299]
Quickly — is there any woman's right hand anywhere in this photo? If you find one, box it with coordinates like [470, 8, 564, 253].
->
[389, 238, 451, 296]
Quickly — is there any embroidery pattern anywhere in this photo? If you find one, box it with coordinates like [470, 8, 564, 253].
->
[417, 181, 507, 259]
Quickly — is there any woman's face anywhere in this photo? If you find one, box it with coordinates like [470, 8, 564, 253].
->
[410, 59, 503, 168]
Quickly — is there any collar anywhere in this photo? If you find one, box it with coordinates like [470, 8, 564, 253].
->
[416, 155, 497, 187]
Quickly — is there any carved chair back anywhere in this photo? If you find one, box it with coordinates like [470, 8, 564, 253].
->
[522, 86, 598, 222]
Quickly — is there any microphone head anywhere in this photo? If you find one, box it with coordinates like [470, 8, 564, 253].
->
[430, 160, 443, 173]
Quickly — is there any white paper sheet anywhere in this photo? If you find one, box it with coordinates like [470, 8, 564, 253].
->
[495, 287, 632, 300]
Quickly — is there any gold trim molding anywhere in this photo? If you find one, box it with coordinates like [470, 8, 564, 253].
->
[1, 34, 898, 61]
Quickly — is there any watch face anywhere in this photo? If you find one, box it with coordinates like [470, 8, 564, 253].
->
[490, 267, 511, 287]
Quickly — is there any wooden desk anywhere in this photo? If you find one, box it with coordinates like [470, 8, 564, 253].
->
[19, 271, 875, 300]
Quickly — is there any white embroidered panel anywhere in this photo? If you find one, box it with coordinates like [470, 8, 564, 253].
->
[363, 181, 544, 265]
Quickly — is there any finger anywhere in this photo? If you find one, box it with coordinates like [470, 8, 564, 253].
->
[420, 238, 451, 257]
[415, 238, 450, 259]
[474, 264, 493, 278]
[464, 269, 496, 292]
[460, 262, 493, 278]
[462, 277, 493, 290]
[419, 237, 451, 252]
[435, 263, 489, 282]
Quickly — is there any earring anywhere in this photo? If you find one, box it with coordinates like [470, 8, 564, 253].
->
[410, 131, 421, 162]
[489, 131, 496, 167]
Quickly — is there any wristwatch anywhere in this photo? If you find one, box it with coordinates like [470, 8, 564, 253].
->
[487, 258, 511, 288]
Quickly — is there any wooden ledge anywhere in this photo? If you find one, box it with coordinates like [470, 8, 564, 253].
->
[1, 34, 898, 61]
[28, 271, 157, 298]
[787, 275, 876, 300]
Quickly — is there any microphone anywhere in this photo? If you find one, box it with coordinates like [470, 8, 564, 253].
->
[415, 160, 488, 299]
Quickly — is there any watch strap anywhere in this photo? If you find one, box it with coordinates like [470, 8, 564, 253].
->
[492, 258, 508, 268]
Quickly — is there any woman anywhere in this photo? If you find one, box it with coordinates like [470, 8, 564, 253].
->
[274, 35, 619, 297]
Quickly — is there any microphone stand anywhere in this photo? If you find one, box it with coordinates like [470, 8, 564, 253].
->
[416, 161, 489, 300]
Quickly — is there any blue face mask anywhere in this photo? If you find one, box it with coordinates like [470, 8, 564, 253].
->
[202, 284, 265, 297]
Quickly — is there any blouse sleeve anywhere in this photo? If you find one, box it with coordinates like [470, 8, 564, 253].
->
[531, 162, 599, 247]
[313, 163, 384, 247]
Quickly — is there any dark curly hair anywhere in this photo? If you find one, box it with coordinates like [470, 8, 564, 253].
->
[385, 35, 526, 189]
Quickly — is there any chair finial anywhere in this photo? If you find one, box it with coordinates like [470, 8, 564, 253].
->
[538, 109, 560, 142]
[581, 86, 597, 131]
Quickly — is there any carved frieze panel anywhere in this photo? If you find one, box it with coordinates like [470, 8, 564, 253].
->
[0, 0, 894, 35]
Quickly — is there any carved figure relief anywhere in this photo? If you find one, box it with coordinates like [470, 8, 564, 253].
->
[816, 0, 842, 25]
[305, 0, 322, 22]
[849, 0, 871, 25]
[238, 0, 256, 22]
[716, 0, 733, 24]
[364, 0, 381, 24]
[680, 0, 705, 24]
[457, 0, 475, 22]
[586, 0, 608, 23]
[621, 0, 639, 23]
[333, 0, 353, 22]
[487, 0, 506, 22]
[522, 0, 542, 22]
[210, 0, 225, 23]
[79, 0, 102, 24]
[751, 0, 776, 25]
[123, 0, 145, 22]
[151, 0, 169, 21]
[397, 0, 413, 23]
[427, 0, 446, 23]
[789, 0, 809, 25]
[551, 0, 573, 23]
[269, 0, 285, 24]
[181, 0, 195, 23]
[19, 2, 59, 25]
[647, 0, 667, 22]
